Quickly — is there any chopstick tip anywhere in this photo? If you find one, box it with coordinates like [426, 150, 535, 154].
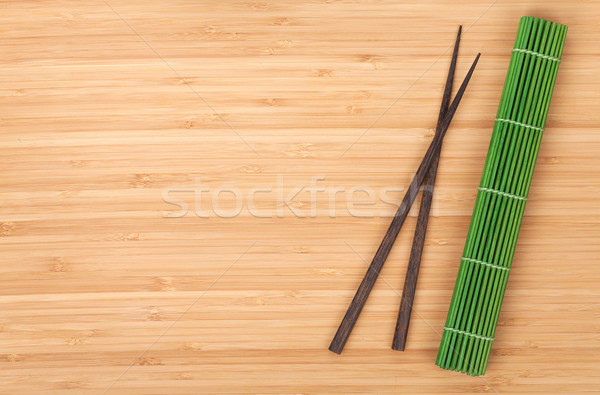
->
[328, 345, 342, 355]
[454, 25, 462, 46]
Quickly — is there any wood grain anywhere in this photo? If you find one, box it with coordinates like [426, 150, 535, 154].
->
[1, 0, 599, 393]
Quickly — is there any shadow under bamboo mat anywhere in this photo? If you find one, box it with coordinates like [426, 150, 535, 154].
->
[1, 0, 599, 393]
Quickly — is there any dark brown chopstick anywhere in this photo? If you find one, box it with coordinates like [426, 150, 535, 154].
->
[392, 26, 462, 352]
[329, 50, 480, 355]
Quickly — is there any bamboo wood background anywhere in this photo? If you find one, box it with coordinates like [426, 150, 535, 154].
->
[1, 0, 599, 393]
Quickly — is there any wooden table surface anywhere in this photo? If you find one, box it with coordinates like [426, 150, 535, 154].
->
[2, 0, 599, 393]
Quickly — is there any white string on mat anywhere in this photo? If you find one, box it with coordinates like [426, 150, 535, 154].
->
[478, 186, 527, 201]
[495, 117, 544, 132]
[461, 257, 511, 272]
[512, 47, 561, 63]
[443, 327, 494, 342]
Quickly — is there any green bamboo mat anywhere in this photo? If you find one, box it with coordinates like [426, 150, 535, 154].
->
[436, 16, 567, 376]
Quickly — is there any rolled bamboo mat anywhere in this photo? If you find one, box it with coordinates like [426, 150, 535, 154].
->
[436, 16, 568, 376]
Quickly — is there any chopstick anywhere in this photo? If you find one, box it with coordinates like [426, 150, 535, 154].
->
[392, 26, 462, 352]
[329, 49, 480, 355]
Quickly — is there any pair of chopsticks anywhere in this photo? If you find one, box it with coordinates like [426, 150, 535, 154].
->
[330, 27, 480, 354]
